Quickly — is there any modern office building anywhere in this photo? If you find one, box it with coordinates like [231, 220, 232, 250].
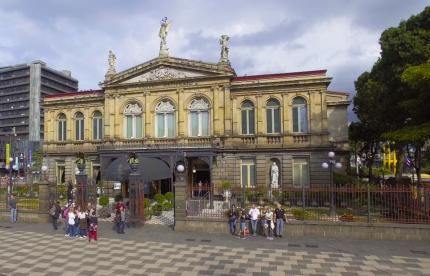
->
[0, 61, 78, 168]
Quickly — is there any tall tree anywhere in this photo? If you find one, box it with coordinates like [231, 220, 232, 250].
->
[352, 6, 430, 180]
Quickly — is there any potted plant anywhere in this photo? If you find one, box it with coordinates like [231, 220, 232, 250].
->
[222, 181, 232, 202]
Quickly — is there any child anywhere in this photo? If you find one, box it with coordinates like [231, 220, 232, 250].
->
[88, 208, 98, 243]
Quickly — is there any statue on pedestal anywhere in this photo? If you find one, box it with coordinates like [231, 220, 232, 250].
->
[105, 50, 116, 79]
[159, 17, 171, 57]
[271, 162, 279, 189]
[219, 35, 230, 63]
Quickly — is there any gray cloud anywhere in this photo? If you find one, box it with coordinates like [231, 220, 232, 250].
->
[0, 0, 428, 122]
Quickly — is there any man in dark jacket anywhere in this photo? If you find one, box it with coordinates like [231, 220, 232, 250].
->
[50, 201, 61, 230]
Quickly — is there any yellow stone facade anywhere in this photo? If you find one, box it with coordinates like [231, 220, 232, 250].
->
[43, 56, 349, 196]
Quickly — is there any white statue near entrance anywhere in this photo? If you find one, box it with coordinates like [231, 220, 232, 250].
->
[159, 17, 171, 57]
[271, 162, 279, 189]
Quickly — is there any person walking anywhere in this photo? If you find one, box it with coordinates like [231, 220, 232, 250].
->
[88, 208, 98, 243]
[274, 203, 287, 238]
[116, 206, 125, 234]
[9, 195, 17, 223]
[50, 201, 61, 230]
[248, 204, 260, 237]
[62, 203, 70, 235]
[239, 209, 247, 239]
[228, 204, 238, 235]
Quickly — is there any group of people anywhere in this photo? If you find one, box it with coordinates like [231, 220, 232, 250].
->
[228, 203, 288, 240]
[50, 201, 98, 243]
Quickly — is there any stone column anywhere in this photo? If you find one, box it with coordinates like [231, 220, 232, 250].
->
[38, 180, 51, 222]
[128, 160, 145, 227]
[76, 164, 88, 209]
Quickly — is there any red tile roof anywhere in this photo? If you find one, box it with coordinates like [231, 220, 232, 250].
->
[327, 90, 349, 96]
[232, 70, 327, 82]
[44, 89, 104, 99]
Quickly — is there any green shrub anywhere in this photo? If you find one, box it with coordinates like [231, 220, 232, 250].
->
[143, 198, 151, 208]
[222, 181, 232, 191]
[153, 203, 163, 216]
[154, 193, 165, 204]
[165, 192, 174, 202]
[162, 201, 173, 211]
[99, 195, 109, 206]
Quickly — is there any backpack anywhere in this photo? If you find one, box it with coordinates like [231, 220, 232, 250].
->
[63, 207, 69, 219]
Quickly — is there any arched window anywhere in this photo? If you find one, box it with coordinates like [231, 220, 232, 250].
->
[292, 97, 308, 133]
[241, 100, 255, 135]
[123, 103, 143, 139]
[58, 113, 67, 141]
[155, 100, 175, 138]
[189, 98, 209, 137]
[75, 112, 84, 141]
[93, 111, 103, 140]
[266, 98, 280, 134]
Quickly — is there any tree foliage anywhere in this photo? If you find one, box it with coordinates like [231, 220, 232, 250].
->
[352, 6, 430, 183]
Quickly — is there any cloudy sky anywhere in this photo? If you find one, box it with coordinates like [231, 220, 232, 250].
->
[0, 0, 428, 121]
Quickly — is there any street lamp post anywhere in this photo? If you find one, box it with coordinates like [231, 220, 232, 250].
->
[321, 151, 342, 218]
[8, 157, 14, 198]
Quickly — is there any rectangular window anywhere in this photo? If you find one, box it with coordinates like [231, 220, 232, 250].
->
[167, 113, 174, 137]
[293, 158, 310, 188]
[201, 111, 209, 136]
[274, 108, 280, 133]
[240, 160, 255, 188]
[126, 116, 133, 138]
[300, 105, 308, 132]
[190, 112, 198, 136]
[266, 109, 273, 133]
[249, 109, 255, 134]
[76, 120, 84, 141]
[157, 113, 164, 137]
[93, 118, 97, 140]
[93, 118, 102, 140]
[293, 107, 299, 132]
[135, 116, 142, 138]
[241, 109, 247, 134]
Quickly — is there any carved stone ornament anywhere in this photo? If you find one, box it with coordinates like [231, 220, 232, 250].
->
[123, 103, 143, 115]
[155, 100, 175, 113]
[146, 67, 186, 81]
[159, 17, 171, 57]
[189, 98, 209, 110]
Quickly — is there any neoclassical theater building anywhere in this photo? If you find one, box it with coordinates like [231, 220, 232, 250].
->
[42, 22, 349, 209]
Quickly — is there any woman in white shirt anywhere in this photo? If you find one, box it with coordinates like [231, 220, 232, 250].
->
[265, 207, 274, 240]
[67, 208, 75, 237]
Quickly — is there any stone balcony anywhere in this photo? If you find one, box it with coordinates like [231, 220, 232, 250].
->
[44, 132, 334, 154]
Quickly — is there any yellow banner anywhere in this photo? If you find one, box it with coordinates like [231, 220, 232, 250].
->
[5, 144, 10, 165]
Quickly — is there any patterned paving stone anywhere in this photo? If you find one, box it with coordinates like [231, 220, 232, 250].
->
[0, 228, 429, 276]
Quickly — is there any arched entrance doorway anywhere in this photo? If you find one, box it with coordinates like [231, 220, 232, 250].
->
[188, 158, 210, 199]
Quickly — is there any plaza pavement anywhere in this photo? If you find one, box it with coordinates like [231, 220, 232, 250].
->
[0, 222, 429, 276]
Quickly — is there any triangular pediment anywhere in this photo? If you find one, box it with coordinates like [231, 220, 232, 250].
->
[101, 56, 235, 87]
[122, 66, 210, 83]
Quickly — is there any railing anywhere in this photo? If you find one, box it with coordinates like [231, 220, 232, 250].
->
[0, 185, 39, 211]
[186, 185, 430, 224]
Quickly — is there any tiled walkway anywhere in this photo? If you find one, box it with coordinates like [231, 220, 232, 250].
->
[0, 223, 429, 275]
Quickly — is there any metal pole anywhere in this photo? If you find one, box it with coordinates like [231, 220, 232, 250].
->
[330, 161, 335, 217]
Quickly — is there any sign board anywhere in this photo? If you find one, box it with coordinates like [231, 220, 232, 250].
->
[113, 182, 122, 190]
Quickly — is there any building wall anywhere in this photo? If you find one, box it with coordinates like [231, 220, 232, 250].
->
[42, 57, 349, 191]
